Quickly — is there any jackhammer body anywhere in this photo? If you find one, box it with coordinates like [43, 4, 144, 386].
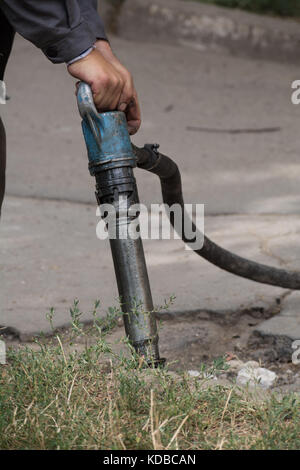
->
[77, 83, 163, 366]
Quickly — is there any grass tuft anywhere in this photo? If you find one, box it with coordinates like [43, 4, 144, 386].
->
[0, 301, 299, 450]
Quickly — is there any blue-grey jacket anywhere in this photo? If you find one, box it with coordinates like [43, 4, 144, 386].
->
[0, 0, 107, 63]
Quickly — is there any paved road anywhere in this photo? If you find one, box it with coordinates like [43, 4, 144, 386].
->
[1, 34, 300, 342]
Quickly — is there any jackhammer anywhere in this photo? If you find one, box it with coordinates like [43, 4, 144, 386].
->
[77, 82, 164, 367]
[78, 82, 300, 366]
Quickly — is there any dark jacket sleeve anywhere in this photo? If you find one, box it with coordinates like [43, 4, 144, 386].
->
[0, 0, 107, 64]
[78, 0, 107, 41]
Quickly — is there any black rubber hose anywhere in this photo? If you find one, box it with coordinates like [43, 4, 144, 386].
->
[133, 143, 300, 290]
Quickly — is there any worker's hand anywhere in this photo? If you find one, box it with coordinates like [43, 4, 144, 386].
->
[67, 41, 141, 135]
[94, 40, 141, 135]
[67, 48, 124, 113]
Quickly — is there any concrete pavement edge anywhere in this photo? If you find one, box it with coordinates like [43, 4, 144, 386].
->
[100, 0, 300, 64]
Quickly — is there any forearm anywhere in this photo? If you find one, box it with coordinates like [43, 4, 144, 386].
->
[0, 0, 107, 63]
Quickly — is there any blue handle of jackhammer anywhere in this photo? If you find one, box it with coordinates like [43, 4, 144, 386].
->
[77, 81, 136, 175]
[77, 82, 102, 150]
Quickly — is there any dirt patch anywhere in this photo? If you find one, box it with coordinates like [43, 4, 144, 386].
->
[156, 311, 300, 391]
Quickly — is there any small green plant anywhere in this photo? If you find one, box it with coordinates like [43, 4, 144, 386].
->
[196, 356, 230, 379]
